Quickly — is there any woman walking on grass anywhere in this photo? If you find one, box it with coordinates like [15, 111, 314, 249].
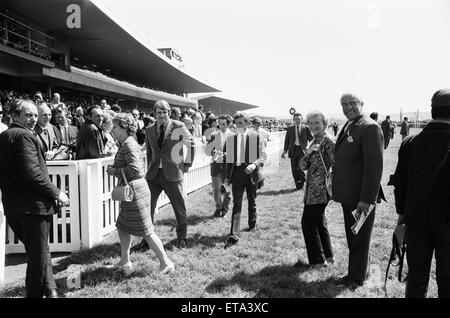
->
[106, 113, 174, 274]
[297, 110, 335, 269]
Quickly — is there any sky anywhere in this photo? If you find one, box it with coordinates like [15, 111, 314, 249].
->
[98, 0, 450, 119]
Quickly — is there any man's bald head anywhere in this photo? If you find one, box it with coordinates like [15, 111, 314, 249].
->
[340, 92, 364, 121]
[37, 103, 52, 127]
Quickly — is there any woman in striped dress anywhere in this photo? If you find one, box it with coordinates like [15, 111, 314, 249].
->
[106, 113, 174, 274]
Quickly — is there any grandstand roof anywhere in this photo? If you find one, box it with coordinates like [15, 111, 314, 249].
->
[0, 0, 220, 95]
[193, 94, 259, 113]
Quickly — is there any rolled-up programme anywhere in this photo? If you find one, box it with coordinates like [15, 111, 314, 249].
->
[351, 204, 376, 235]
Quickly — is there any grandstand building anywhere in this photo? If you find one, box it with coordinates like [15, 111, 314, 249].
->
[193, 94, 259, 116]
[0, 0, 220, 111]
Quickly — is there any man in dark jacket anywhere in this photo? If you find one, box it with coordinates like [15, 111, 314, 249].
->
[75, 105, 106, 160]
[333, 92, 384, 288]
[393, 89, 450, 298]
[380, 116, 392, 149]
[281, 113, 313, 190]
[400, 117, 410, 140]
[0, 99, 69, 298]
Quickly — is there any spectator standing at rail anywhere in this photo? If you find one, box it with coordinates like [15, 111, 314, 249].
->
[0, 99, 70, 298]
[76, 105, 106, 159]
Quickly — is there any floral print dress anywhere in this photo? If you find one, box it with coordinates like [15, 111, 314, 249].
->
[300, 132, 335, 205]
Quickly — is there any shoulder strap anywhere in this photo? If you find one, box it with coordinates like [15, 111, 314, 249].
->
[317, 137, 329, 174]
[121, 168, 129, 186]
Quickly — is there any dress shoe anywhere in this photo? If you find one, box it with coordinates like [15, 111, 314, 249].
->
[160, 261, 175, 274]
[308, 261, 328, 269]
[224, 237, 238, 249]
[213, 209, 221, 217]
[176, 239, 187, 249]
[220, 208, 229, 217]
[45, 288, 59, 298]
[336, 275, 363, 290]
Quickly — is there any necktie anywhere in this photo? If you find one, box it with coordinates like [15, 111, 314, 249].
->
[295, 125, 300, 145]
[158, 124, 165, 148]
[238, 134, 245, 166]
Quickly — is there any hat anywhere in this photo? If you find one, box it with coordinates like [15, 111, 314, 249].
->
[431, 89, 450, 108]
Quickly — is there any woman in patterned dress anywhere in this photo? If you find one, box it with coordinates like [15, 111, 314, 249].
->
[298, 110, 335, 268]
[106, 113, 174, 273]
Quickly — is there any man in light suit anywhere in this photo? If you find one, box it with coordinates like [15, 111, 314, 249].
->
[54, 107, 78, 159]
[34, 103, 60, 161]
[205, 115, 232, 217]
[145, 100, 195, 249]
[281, 113, 313, 190]
[333, 92, 384, 288]
[0, 99, 69, 298]
[224, 113, 267, 249]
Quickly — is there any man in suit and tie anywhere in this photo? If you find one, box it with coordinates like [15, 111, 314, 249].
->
[281, 113, 313, 190]
[145, 100, 195, 249]
[332, 92, 384, 288]
[205, 115, 232, 217]
[224, 113, 267, 249]
[54, 107, 78, 159]
[34, 103, 60, 161]
[0, 99, 70, 298]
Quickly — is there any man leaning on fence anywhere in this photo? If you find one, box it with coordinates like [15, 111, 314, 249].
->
[0, 99, 70, 298]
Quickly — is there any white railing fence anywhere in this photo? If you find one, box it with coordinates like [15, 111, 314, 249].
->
[4, 145, 212, 254]
[1, 132, 286, 285]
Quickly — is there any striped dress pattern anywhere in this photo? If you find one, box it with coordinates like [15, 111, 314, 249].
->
[112, 136, 154, 236]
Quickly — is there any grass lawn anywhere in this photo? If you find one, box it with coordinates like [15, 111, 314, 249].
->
[0, 128, 437, 298]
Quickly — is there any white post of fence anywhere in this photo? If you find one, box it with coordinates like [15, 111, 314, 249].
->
[78, 161, 102, 249]
[0, 190, 5, 286]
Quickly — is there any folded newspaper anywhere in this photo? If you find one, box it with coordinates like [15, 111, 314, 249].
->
[351, 204, 376, 235]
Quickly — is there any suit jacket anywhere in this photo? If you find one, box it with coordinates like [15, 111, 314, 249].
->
[283, 124, 313, 157]
[75, 120, 106, 160]
[72, 115, 85, 130]
[55, 123, 78, 147]
[380, 119, 392, 138]
[393, 121, 450, 230]
[332, 115, 384, 205]
[400, 121, 410, 136]
[34, 123, 60, 153]
[0, 123, 60, 216]
[205, 129, 231, 177]
[225, 130, 267, 184]
[145, 119, 195, 182]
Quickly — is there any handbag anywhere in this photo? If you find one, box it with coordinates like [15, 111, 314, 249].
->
[317, 137, 333, 198]
[384, 224, 407, 297]
[111, 168, 134, 202]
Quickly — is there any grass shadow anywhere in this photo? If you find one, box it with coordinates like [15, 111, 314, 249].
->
[258, 189, 297, 196]
[155, 214, 216, 227]
[53, 243, 121, 274]
[0, 284, 26, 298]
[206, 264, 343, 298]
